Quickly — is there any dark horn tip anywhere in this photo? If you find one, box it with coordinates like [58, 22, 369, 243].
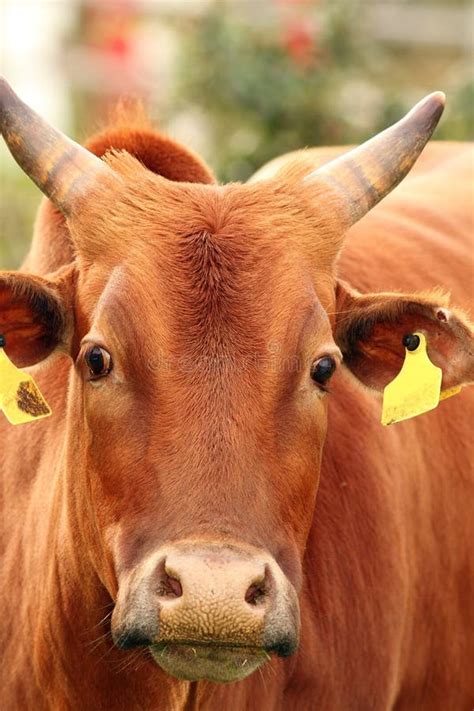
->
[425, 91, 446, 116]
[0, 75, 14, 98]
[407, 91, 446, 127]
[430, 90, 446, 106]
[0, 76, 20, 126]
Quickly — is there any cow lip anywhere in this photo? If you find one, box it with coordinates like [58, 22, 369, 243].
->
[149, 641, 269, 683]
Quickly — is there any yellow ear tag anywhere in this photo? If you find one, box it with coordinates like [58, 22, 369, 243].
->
[439, 385, 462, 401]
[382, 332, 442, 426]
[0, 343, 52, 425]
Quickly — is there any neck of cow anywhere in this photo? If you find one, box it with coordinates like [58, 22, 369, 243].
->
[31, 440, 114, 688]
[2, 376, 119, 697]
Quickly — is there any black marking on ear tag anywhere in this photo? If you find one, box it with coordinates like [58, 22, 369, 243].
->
[0, 335, 5, 348]
[16, 381, 50, 417]
[403, 333, 420, 351]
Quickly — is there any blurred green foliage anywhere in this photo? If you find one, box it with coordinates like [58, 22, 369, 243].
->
[0, 171, 40, 269]
[173, 1, 473, 181]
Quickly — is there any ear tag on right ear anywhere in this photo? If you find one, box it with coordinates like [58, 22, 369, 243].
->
[0, 337, 52, 425]
[382, 332, 442, 426]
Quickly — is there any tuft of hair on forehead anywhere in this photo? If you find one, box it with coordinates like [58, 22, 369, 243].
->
[84, 98, 216, 185]
[75, 155, 349, 270]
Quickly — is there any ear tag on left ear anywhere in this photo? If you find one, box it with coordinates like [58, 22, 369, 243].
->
[382, 332, 442, 426]
[0, 337, 52, 425]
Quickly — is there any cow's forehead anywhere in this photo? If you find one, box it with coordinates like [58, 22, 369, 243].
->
[78, 176, 338, 362]
[75, 162, 341, 272]
[86, 239, 335, 374]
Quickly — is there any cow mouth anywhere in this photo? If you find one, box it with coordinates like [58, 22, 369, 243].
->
[149, 642, 269, 683]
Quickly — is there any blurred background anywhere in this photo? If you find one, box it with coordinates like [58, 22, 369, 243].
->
[1, 0, 473, 268]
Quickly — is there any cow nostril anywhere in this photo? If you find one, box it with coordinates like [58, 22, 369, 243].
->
[160, 574, 182, 598]
[245, 564, 273, 606]
[245, 581, 267, 606]
[156, 558, 183, 599]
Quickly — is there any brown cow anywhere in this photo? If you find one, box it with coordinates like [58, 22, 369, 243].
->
[0, 78, 473, 710]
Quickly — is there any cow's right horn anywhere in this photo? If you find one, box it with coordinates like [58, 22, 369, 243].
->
[0, 77, 115, 216]
[304, 92, 446, 227]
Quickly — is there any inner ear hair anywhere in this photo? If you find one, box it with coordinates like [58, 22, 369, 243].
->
[333, 281, 457, 357]
[0, 267, 74, 366]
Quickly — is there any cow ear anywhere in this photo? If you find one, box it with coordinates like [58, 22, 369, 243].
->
[0, 267, 74, 368]
[334, 280, 474, 392]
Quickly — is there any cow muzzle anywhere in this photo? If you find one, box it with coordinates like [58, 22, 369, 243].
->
[112, 541, 300, 683]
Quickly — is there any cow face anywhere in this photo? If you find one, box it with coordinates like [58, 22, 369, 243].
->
[65, 175, 343, 681]
[1, 176, 343, 681]
[3, 81, 473, 683]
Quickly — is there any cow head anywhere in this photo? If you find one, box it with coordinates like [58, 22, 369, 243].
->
[1, 78, 473, 683]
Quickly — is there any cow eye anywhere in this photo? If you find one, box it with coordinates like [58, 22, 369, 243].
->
[85, 346, 112, 380]
[310, 356, 336, 388]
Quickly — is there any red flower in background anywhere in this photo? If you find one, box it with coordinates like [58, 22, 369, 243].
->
[282, 19, 319, 68]
[76, 0, 143, 121]
[84, 0, 135, 61]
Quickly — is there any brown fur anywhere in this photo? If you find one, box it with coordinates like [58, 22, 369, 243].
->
[1, 106, 473, 711]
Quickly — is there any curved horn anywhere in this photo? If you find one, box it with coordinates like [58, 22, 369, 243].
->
[306, 92, 446, 226]
[0, 77, 114, 215]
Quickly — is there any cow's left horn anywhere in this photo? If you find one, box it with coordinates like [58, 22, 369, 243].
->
[0, 77, 114, 215]
[305, 92, 445, 226]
